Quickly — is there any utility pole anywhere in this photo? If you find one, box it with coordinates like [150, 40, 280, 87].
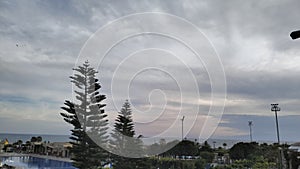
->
[248, 121, 253, 142]
[271, 103, 282, 169]
[181, 116, 185, 141]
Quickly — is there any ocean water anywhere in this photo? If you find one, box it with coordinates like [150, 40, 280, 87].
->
[0, 133, 70, 143]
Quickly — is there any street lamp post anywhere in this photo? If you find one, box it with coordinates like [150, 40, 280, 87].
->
[271, 103, 282, 169]
[248, 121, 253, 142]
[181, 116, 185, 141]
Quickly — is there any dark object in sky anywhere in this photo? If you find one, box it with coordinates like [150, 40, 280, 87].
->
[16, 43, 26, 47]
[290, 30, 300, 40]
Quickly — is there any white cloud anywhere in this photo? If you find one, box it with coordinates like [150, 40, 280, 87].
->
[0, 0, 300, 141]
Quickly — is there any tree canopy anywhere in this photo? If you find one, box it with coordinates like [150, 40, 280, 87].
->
[61, 61, 109, 168]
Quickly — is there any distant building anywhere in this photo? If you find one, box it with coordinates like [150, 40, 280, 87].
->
[289, 142, 300, 152]
[48, 142, 72, 158]
[29, 142, 72, 158]
[0, 139, 9, 152]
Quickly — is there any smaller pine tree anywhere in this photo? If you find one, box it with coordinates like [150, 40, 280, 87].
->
[110, 100, 144, 169]
[110, 100, 135, 156]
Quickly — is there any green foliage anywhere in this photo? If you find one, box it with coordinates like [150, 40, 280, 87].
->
[284, 148, 300, 169]
[163, 140, 199, 157]
[259, 143, 279, 162]
[216, 157, 276, 169]
[30, 136, 37, 142]
[219, 142, 285, 169]
[61, 61, 109, 169]
[195, 159, 206, 169]
[110, 100, 144, 168]
[149, 157, 205, 169]
[156, 140, 180, 157]
[229, 142, 261, 160]
[200, 151, 215, 163]
[200, 141, 213, 152]
[111, 100, 137, 155]
[252, 157, 276, 169]
[61, 100, 88, 168]
[70, 61, 108, 139]
[229, 141, 281, 167]
[36, 136, 42, 142]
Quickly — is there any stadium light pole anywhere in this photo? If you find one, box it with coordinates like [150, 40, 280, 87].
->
[271, 103, 282, 169]
[271, 104, 281, 144]
[248, 121, 253, 142]
[181, 116, 185, 141]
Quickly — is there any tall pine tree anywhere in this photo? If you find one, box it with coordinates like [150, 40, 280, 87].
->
[61, 61, 109, 168]
[60, 100, 87, 168]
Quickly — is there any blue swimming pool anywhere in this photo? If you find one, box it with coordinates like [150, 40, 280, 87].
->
[0, 156, 77, 169]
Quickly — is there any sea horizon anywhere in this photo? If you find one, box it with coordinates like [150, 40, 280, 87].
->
[0, 133, 70, 143]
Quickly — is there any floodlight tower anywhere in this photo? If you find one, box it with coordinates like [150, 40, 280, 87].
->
[271, 103, 282, 169]
[271, 104, 281, 145]
[181, 116, 185, 141]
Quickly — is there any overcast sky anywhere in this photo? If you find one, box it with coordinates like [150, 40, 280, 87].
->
[1, 0, 300, 143]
